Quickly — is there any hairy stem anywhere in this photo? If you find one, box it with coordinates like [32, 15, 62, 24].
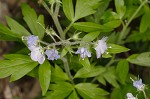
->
[42, 1, 65, 40]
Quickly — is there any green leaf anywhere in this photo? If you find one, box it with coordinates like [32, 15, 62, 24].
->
[6, 16, 31, 37]
[39, 60, 51, 96]
[0, 54, 38, 79]
[62, 0, 74, 21]
[107, 44, 130, 54]
[46, 82, 73, 99]
[10, 62, 38, 81]
[103, 20, 121, 28]
[140, 11, 150, 33]
[60, 47, 68, 58]
[27, 66, 39, 78]
[102, 53, 112, 58]
[82, 31, 100, 42]
[68, 90, 79, 99]
[115, 0, 126, 19]
[126, 30, 150, 43]
[110, 88, 123, 99]
[116, 60, 129, 84]
[51, 64, 69, 82]
[4, 54, 31, 60]
[97, 76, 106, 85]
[74, 66, 106, 78]
[0, 33, 18, 41]
[73, 22, 112, 32]
[74, 0, 101, 21]
[21, 3, 45, 39]
[0, 23, 21, 40]
[75, 83, 109, 98]
[103, 67, 119, 88]
[79, 58, 91, 70]
[127, 52, 150, 67]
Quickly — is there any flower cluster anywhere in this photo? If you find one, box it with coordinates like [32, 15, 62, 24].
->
[25, 35, 60, 64]
[23, 35, 108, 64]
[126, 77, 147, 99]
[75, 37, 108, 59]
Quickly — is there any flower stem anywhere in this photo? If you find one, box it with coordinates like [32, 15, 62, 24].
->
[142, 90, 147, 99]
[61, 57, 74, 84]
[64, 21, 74, 34]
[106, 55, 115, 67]
[117, 0, 147, 44]
[42, 1, 65, 40]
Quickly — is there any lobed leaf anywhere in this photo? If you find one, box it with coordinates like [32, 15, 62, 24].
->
[116, 60, 129, 84]
[140, 10, 150, 33]
[74, 0, 101, 21]
[115, 0, 126, 19]
[107, 44, 130, 54]
[74, 66, 106, 78]
[73, 22, 113, 32]
[103, 20, 121, 29]
[51, 64, 69, 82]
[0, 54, 38, 80]
[45, 82, 74, 99]
[21, 3, 45, 39]
[39, 60, 51, 96]
[0, 23, 20, 40]
[75, 83, 109, 98]
[62, 0, 74, 21]
[79, 58, 91, 70]
[6, 16, 31, 37]
[10, 62, 38, 81]
[68, 90, 79, 99]
[102, 67, 119, 88]
[127, 52, 150, 67]
[82, 31, 100, 42]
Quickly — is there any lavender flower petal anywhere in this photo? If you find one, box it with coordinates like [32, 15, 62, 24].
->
[45, 49, 60, 60]
[30, 46, 45, 64]
[95, 37, 108, 58]
[133, 79, 145, 90]
[126, 93, 136, 99]
[75, 47, 91, 59]
[27, 35, 38, 51]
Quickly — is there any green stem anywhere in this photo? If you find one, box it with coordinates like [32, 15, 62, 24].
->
[142, 90, 147, 99]
[52, 16, 65, 39]
[91, 76, 97, 83]
[42, 1, 65, 40]
[64, 21, 74, 34]
[117, 0, 147, 44]
[42, 1, 53, 16]
[54, 2, 60, 15]
[106, 55, 115, 67]
[61, 57, 74, 84]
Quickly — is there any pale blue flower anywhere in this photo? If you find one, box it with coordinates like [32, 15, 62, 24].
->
[133, 79, 145, 91]
[75, 47, 91, 59]
[27, 35, 39, 51]
[45, 49, 60, 60]
[126, 93, 137, 99]
[95, 37, 108, 58]
[30, 46, 45, 64]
